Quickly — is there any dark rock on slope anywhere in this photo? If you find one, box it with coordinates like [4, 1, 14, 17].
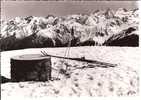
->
[105, 34, 139, 47]
[104, 27, 139, 47]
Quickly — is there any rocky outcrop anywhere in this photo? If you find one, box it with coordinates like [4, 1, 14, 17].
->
[104, 27, 139, 46]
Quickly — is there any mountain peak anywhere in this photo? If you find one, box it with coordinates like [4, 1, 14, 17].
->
[104, 8, 115, 19]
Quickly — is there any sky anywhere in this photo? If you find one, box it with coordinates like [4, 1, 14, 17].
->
[1, 1, 138, 20]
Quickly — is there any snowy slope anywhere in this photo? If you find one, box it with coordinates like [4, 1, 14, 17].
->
[1, 46, 140, 97]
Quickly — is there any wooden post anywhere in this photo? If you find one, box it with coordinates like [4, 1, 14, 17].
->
[10, 54, 51, 82]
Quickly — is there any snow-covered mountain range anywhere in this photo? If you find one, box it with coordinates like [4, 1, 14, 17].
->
[0, 8, 139, 50]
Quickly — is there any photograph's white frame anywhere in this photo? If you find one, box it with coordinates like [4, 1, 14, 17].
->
[1, 0, 141, 100]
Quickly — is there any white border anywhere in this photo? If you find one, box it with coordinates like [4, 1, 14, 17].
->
[1, 1, 141, 100]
